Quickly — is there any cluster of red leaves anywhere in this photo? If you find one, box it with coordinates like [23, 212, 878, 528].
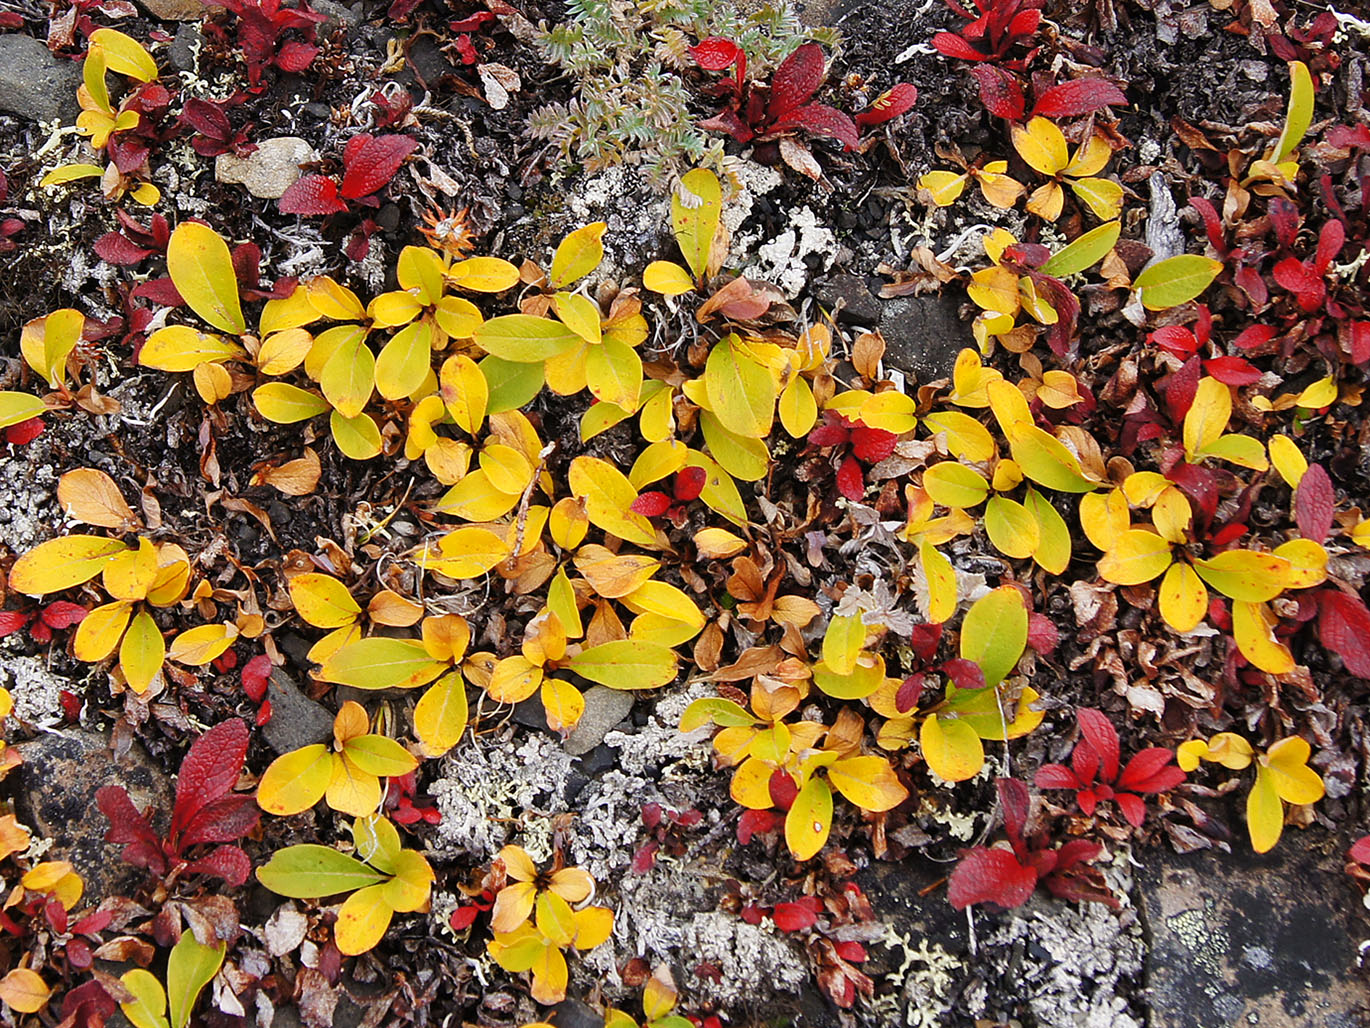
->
[630, 802, 703, 872]
[94, 209, 170, 266]
[691, 40, 914, 152]
[105, 80, 177, 178]
[1035, 708, 1186, 827]
[179, 97, 256, 159]
[0, 886, 111, 975]
[241, 653, 274, 726]
[0, 600, 87, 643]
[96, 719, 259, 887]
[448, 11, 497, 65]
[630, 467, 706, 524]
[807, 411, 897, 501]
[279, 133, 418, 216]
[384, 770, 442, 827]
[893, 616, 1056, 714]
[948, 778, 1118, 910]
[930, 0, 1043, 71]
[214, 0, 326, 89]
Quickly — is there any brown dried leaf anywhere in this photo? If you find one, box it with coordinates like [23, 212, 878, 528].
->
[252, 448, 321, 496]
[57, 468, 139, 530]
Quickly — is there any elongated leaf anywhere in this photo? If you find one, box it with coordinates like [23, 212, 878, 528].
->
[257, 844, 386, 898]
[1134, 255, 1223, 310]
[959, 586, 1027, 688]
[1040, 221, 1121, 277]
[672, 168, 722, 281]
[166, 932, 225, 1028]
[166, 223, 245, 334]
[567, 640, 678, 689]
[317, 638, 447, 690]
[1273, 61, 1313, 162]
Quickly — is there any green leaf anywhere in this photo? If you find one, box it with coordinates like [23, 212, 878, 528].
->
[257, 844, 388, 898]
[480, 355, 546, 413]
[166, 932, 225, 1028]
[679, 697, 756, 731]
[118, 970, 169, 1028]
[1040, 220, 1121, 277]
[165, 222, 246, 335]
[1133, 255, 1223, 310]
[672, 168, 722, 281]
[1273, 61, 1313, 163]
[567, 640, 678, 689]
[959, 586, 1027, 688]
[317, 637, 447, 690]
[0, 391, 47, 430]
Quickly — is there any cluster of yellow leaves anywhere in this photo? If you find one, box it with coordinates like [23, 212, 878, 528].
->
[257, 701, 418, 817]
[1177, 733, 1324, 852]
[8, 470, 238, 694]
[41, 29, 160, 205]
[256, 814, 434, 955]
[0, 861, 85, 1014]
[487, 846, 614, 1005]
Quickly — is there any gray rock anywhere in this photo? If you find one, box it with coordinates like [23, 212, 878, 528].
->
[0, 35, 82, 124]
[1139, 831, 1366, 1028]
[813, 273, 882, 326]
[563, 686, 634, 756]
[14, 730, 173, 901]
[169, 22, 202, 73]
[878, 292, 971, 384]
[137, 0, 210, 21]
[261, 669, 333, 754]
[215, 137, 318, 199]
[312, 0, 363, 35]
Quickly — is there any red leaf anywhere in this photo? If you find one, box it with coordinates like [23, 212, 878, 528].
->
[1075, 709, 1120, 783]
[1348, 322, 1370, 364]
[96, 786, 160, 850]
[674, 466, 707, 502]
[1188, 196, 1228, 256]
[179, 98, 231, 140]
[1150, 326, 1200, 359]
[768, 768, 798, 810]
[1114, 792, 1147, 827]
[94, 232, 155, 265]
[449, 906, 480, 930]
[1117, 749, 1185, 792]
[1350, 835, 1370, 864]
[769, 43, 825, 118]
[931, 32, 990, 61]
[1202, 355, 1262, 385]
[631, 841, 659, 873]
[182, 844, 251, 887]
[967, 64, 1025, 119]
[691, 36, 742, 71]
[1296, 464, 1335, 544]
[1316, 588, 1370, 676]
[855, 83, 917, 129]
[1231, 323, 1278, 352]
[0, 611, 29, 638]
[242, 654, 272, 703]
[274, 41, 318, 73]
[641, 802, 663, 829]
[41, 601, 88, 629]
[850, 425, 897, 463]
[895, 673, 924, 713]
[698, 109, 754, 143]
[1034, 764, 1082, 790]
[340, 133, 417, 199]
[833, 940, 867, 962]
[836, 454, 865, 501]
[630, 491, 672, 517]
[1315, 217, 1345, 273]
[947, 847, 1038, 910]
[1272, 257, 1323, 310]
[738, 809, 781, 845]
[774, 103, 860, 151]
[772, 901, 818, 932]
[808, 423, 850, 447]
[996, 777, 1031, 853]
[1031, 77, 1127, 117]
[131, 276, 185, 308]
[255, 700, 273, 726]
[170, 718, 250, 839]
[1027, 612, 1058, 654]
[279, 174, 347, 215]
[941, 658, 985, 690]
[177, 794, 260, 848]
[5, 418, 43, 446]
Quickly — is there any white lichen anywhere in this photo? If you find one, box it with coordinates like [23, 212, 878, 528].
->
[0, 654, 69, 728]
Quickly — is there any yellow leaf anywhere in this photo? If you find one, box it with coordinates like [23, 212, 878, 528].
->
[397, 245, 445, 303]
[10, 535, 128, 595]
[253, 383, 329, 423]
[0, 391, 46, 431]
[1158, 561, 1207, 632]
[827, 755, 908, 812]
[102, 537, 157, 600]
[587, 336, 643, 411]
[986, 379, 1034, 442]
[90, 28, 157, 81]
[1069, 177, 1124, 220]
[984, 495, 1039, 559]
[192, 361, 232, 404]
[822, 611, 866, 675]
[1232, 600, 1294, 674]
[41, 163, 104, 186]
[977, 168, 1026, 208]
[694, 527, 748, 559]
[73, 601, 133, 661]
[922, 410, 996, 462]
[922, 462, 989, 509]
[686, 449, 748, 527]
[382, 848, 434, 912]
[1097, 530, 1172, 585]
[421, 527, 512, 579]
[167, 623, 237, 665]
[1183, 378, 1232, 460]
[329, 411, 382, 461]
[289, 573, 361, 628]
[920, 714, 984, 782]
[950, 349, 1004, 408]
[1267, 435, 1307, 488]
[255, 327, 313, 376]
[785, 776, 833, 861]
[1026, 180, 1064, 221]
[1294, 376, 1337, 410]
[1151, 487, 1192, 544]
[119, 968, 168, 1028]
[479, 444, 533, 495]
[342, 734, 418, 778]
[672, 168, 722, 281]
[1246, 764, 1284, 853]
[704, 335, 775, 438]
[57, 467, 136, 530]
[699, 412, 770, 482]
[326, 752, 382, 816]
[120, 610, 165, 694]
[473, 314, 580, 363]
[920, 540, 957, 624]
[1024, 487, 1071, 573]
[730, 757, 775, 807]
[568, 640, 678, 689]
[628, 439, 688, 490]
[318, 331, 375, 419]
[1272, 61, 1314, 163]
[642, 260, 696, 296]
[552, 291, 602, 345]
[21, 308, 84, 388]
[439, 354, 487, 435]
[1273, 538, 1327, 589]
[918, 170, 967, 206]
[1011, 117, 1069, 176]
[335, 883, 393, 955]
[318, 638, 447, 690]
[1263, 737, 1323, 804]
[260, 284, 320, 335]
[1192, 549, 1291, 602]
[541, 677, 585, 733]
[165, 222, 245, 335]
[487, 655, 544, 703]
[140, 325, 245, 372]
[306, 276, 367, 321]
[574, 545, 659, 598]
[0, 968, 51, 1014]
[447, 256, 520, 292]
[778, 375, 818, 438]
[374, 322, 433, 400]
[567, 456, 661, 549]
[549, 222, 606, 289]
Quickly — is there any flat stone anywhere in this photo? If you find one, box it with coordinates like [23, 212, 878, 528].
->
[216, 137, 318, 200]
[812, 273, 883, 326]
[261, 669, 333, 755]
[878, 292, 971, 384]
[137, 0, 211, 20]
[0, 35, 82, 124]
[14, 730, 172, 901]
[1139, 830, 1368, 1028]
[563, 686, 634, 757]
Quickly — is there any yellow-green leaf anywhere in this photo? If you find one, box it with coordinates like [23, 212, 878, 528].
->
[257, 744, 332, 815]
[318, 638, 447, 690]
[822, 611, 866, 676]
[1192, 549, 1291, 602]
[9, 535, 128, 595]
[1273, 61, 1313, 163]
[118, 969, 168, 1028]
[140, 325, 245, 372]
[90, 28, 158, 82]
[253, 383, 329, 423]
[414, 673, 469, 757]
[374, 322, 433, 401]
[920, 540, 957, 624]
[439, 354, 487, 434]
[21, 309, 84, 388]
[922, 462, 990, 509]
[421, 526, 512, 579]
[920, 714, 984, 782]
[1097, 530, 1173, 586]
[1183, 377, 1231, 459]
[567, 640, 678, 689]
[473, 314, 580, 362]
[1134, 255, 1223, 310]
[672, 168, 722, 281]
[1040, 220, 1121, 277]
[166, 623, 237, 666]
[0, 391, 46, 430]
[330, 411, 382, 461]
[984, 495, 1039, 560]
[256, 843, 386, 897]
[567, 455, 660, 549]
[585, 336, 642, 410]
[922, 411, 996, 462]
[704, 336, 775, 439]
[785, 776, 832, 861]
[549, 222, 606, 289]
[166, 931, 225, 1028]
[166, 222, 245, 335]
[959, 586, 1027, 688]
[1024, 488, 1071, 574]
